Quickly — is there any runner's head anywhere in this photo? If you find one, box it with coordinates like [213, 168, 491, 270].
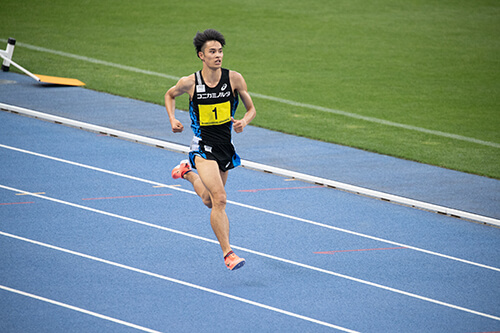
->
[194, 29, 226, 58]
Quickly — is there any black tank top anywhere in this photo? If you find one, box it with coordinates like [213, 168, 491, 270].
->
[189, 68, 239, 144]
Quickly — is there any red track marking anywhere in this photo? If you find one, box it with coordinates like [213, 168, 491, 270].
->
[314, 247, 407, 254]
[239, 186, 323, 193]
[82, 194, 172, 201]
[0, 201, 34, 206]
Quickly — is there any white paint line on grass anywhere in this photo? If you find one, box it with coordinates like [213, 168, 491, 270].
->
[1, 39, 498, 149]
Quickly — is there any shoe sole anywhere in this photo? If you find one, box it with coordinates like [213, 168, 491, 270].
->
[230, 259, 245, 271]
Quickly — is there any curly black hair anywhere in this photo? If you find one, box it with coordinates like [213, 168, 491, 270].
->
[193, 29, 226, 57]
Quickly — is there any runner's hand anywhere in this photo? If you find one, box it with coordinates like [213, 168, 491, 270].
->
[171, 119, 184, 133]
[231, 117, 247, 133]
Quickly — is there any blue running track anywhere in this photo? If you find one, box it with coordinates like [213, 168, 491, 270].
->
[1, 72, 499, 332]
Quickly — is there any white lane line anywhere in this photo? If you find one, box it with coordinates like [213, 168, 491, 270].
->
[0, 186, 499, 322]
[1, 104, 498, 226]
[0, 284, 162, 333]
[0, 143, 499, 272]
[2, 39, 498, 149]
[0, 231, 359, 333]
[227, 200, 500, 273]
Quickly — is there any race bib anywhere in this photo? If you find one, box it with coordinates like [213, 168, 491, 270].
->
[199, 101, 231, 126]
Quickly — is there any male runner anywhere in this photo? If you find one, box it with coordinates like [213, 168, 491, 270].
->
[165, 29, 256, 270]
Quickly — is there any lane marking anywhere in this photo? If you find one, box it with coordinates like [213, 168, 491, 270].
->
[0, 185, 499, 322]
[0, 143, 499, 272]
[229, 198, 500, 272]
[0, 231, 359, 333]
[2, 39, 499, 149]
[16, 192, 45, 196]
[0, 284, 162, 333]
[239, 186, 322, 193]
[153, 184, 181, 188]
[0, 201, 34, 206]
[1, 106, 498, 227]
[82, 193, 172, 201]
[314, 247, 407, 254]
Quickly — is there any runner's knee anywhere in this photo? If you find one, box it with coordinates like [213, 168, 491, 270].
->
[211, 192, 226, 208]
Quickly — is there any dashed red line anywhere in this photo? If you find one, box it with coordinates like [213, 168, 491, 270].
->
[0, 201, 34, 206]
[314, 247, 407, 254]
[82, 194, 172, 201]
[239, 186, 322, 193]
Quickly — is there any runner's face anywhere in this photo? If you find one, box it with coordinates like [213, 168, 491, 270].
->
[200, 41, 223, 68]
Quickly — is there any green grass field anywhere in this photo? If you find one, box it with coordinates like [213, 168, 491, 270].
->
[2, 0, 499, 178]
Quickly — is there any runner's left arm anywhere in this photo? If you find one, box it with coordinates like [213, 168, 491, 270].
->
[230, 71, 256, 133]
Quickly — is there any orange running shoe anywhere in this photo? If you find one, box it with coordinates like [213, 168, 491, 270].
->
[171, 160, 192, 179]
[224, 251, 245, 271]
